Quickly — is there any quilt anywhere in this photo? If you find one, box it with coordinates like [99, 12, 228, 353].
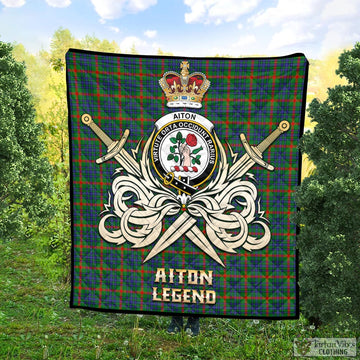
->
[66, 49, 308, 318]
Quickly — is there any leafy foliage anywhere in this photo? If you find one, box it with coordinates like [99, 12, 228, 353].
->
[11, 28, 124, 280]
[48, 27, 120, 71]
[0, 41, 53, 239]
[37, 169, 71, 282]
[295, 42, 360, 329]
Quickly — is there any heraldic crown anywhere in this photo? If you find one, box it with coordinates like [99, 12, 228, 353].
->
[159, 60, 211, 108]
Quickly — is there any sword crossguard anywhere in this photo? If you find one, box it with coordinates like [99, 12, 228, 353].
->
[96, 129, 130, 164]
[81, 113, 142, 176]
[239, 120, 290, 172]
[240, 133, 275, 171]
[81, 113, 130, 165]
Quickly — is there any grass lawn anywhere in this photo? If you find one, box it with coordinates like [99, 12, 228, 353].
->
[0, 237, 358, 360]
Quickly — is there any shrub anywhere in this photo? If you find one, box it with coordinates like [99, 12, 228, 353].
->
[295, 43, 360, 329]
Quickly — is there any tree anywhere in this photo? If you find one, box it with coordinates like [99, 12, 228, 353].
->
[0, 41, 53, 239]
[12, 44, 51, 108]
[48, 27, 79, 71]
[79, 34, 120, 53]
[157, 48, 173, 56]
[295, 43, 360, 329]
[48, 28, 121, 71]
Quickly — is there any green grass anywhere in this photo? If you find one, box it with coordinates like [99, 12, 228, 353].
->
[0, 237, 359, 360]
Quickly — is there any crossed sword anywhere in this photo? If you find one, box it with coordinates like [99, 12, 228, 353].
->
[81, 114, 290, 267]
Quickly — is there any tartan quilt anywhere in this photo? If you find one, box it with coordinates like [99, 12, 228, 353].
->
[66, 49, 308, 319]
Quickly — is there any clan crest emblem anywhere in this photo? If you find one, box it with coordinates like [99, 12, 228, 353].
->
[151, 112, 217, 195]
[81, 60, 290, 267]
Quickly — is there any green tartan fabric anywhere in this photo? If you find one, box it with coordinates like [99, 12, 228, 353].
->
[66, 49, 308, 318]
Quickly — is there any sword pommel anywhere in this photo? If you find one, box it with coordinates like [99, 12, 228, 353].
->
[228, 120, 290, 181]
[80, 113, 141, 176]
[256, 120, 290, 154]
[81, 113, 93, 125]
[278, 120, 290, 133]
[81, 113, 113, 147]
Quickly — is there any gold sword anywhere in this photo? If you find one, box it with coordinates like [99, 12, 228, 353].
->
[228, 120, 290, 181]
[145, 121, 291, 265]
[81, 114, 141, 177]
[82, 114, 222, 264]
[143, 212, 225, 266]
[82, 114, 290, 265]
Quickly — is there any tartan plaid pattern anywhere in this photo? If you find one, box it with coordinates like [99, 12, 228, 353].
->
[66, 49, 308, 318]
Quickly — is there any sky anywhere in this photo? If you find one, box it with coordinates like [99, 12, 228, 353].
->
[0, 0, 359, 59]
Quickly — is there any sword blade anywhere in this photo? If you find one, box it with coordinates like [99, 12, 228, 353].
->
[186, 226, 225, 267]
[227, 153, 254, 181]
[114, 150, 141, 177]
[143, 212, 196, 263]
[143, 211, 226, 266]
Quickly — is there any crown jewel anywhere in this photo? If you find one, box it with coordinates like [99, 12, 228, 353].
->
[159, 61, 210, 108]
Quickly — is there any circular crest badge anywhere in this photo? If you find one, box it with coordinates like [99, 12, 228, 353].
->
[151, 112, 217, 194]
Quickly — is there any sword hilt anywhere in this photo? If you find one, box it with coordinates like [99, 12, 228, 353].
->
[81, 113, 131, 165]
[240, 120, 290, 172]
[240, 134, 275, 171]
[257, 120, 290, 153]
[81, 113, 113, 147]
[95, 130, 130, 164]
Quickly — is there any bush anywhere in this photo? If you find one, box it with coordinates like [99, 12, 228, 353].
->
[295, 43, 360, 329]
[0, 41, 53, 240]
